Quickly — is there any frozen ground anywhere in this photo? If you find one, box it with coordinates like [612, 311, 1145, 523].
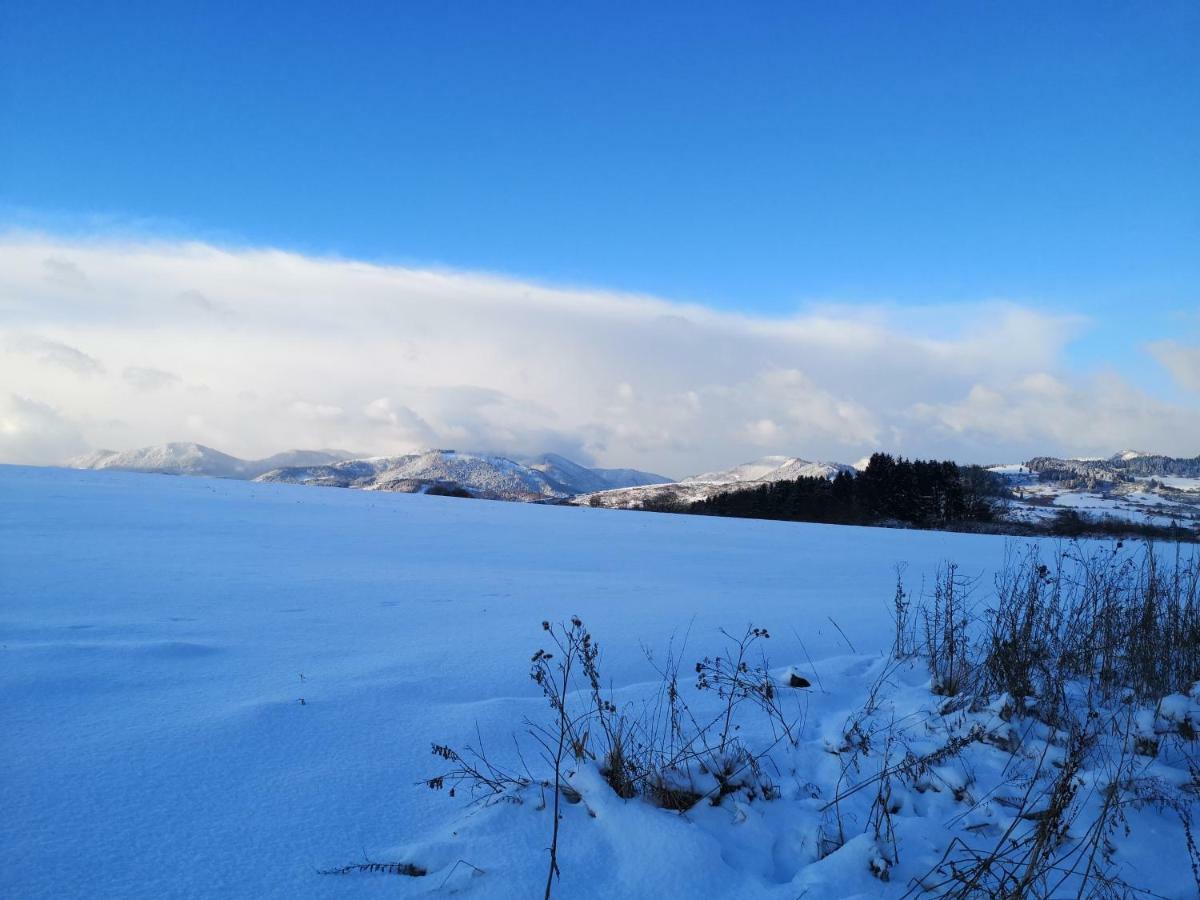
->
[1, 466, 1193, 898]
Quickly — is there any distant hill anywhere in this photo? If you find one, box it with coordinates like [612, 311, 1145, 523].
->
[257, 450, 565, 500]
[523, 452, 670, 494]
[574, 455, 855, 509]
[66, 442, 672, 501]
[68, 443, 358, 479]
[260, 450, 671, 501]
[1026, 451, 1200, 483]
[63, 443, 1199, 528]
[984, 451, 1200, 531]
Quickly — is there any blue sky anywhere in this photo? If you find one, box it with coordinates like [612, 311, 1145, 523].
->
[1, 2, 1198, 467]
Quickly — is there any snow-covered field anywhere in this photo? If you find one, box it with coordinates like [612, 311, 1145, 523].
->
[1, 466, 1193, 898]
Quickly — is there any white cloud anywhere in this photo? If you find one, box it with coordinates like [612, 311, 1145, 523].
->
[909, 371, 1200, 460]
[745, 418, 781, 445]
[1148, 341, 1200, 394]
[42, 256, 89, 289]
[289, 400, 345, 421]
[0, 232, 1196, 473]
[123, 366, 182, 391]
[0, 394, 87, 464]
[5, 333, 104, 376]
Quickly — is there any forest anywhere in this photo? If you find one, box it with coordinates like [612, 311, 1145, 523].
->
[683, 453, 1009, 528]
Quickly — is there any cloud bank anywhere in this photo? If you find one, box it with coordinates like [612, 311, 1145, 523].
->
[1, 233, 1196, 472]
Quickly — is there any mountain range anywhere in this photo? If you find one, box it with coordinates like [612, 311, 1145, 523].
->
[254, 449, 674, 500]
[65, 443, 852, 504]
[570, 455, 856, 509]
[68, 444, 357, 480]
[67, 443, 672, 500]
[64, 444, 1199, 528]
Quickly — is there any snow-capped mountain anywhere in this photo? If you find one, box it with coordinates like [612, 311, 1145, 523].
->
[251, 448, 362, 472]
[685, 456, 795, 484]
[259, 450, 670, 501]
[685, 455, 854, 485]
[67, 442, 672, 501]
[591, 466, 673, 489]
[69, 443, 245, 477]
[258, 450, 566, 500]
[523, 452, 670, 494]
[1114, 449, 1152, 462]
[68, 443, 356, 479]
[574, 455, 854, 510]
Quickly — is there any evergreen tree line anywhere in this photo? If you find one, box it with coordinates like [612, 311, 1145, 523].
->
[683, 453, 1009, 528]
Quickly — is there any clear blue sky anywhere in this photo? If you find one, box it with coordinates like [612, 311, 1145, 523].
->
[2, 2, 1197, 353]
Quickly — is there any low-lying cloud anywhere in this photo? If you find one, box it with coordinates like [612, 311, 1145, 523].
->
[1, 233, 1196, 473]
[1148, 341, 1200, 395]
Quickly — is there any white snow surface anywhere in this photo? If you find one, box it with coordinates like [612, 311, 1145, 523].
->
[2, 465, 1192, 899]
[1161, 476, 1200, 493]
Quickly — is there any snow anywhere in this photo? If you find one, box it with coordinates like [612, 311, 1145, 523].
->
[1161, 476, 1200, 492]
[1, 465, 1193, 898]
[1006, 477, 1200, 528]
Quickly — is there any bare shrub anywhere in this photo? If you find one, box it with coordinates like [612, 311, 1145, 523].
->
[422, 616, 804, 897]
[409, 541, 1199, 897]
[923, 562, 977, 696]
[892, 562, 915, 659]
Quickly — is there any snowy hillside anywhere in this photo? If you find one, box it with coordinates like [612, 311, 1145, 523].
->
[69, 442, 356, 479]
[68, 443, 669, 501]
[685, 455, 853, 485]
[576, 454, 854, 509]
[1026, 450, 1200, 481]
[259, 450, 670, 501]
[523, 452, 671, 494]
[2, 465, 1195, 899]
[69, 441, 252, 477]
[591, 465, 673, 489]
[992, 454, 1200, 528]
[258, 449, 568, 500]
